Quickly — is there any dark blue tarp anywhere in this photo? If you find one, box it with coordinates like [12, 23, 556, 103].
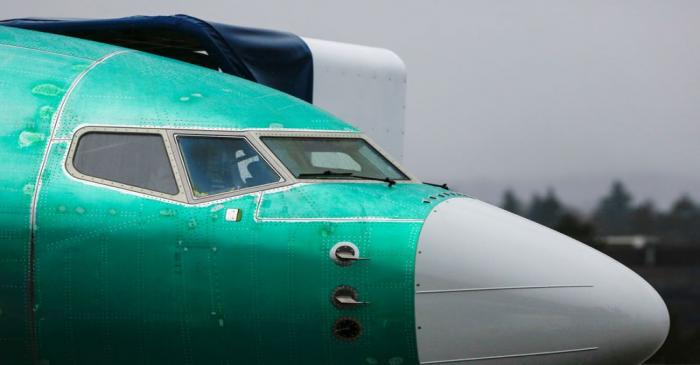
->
[1, 15, 313, 102]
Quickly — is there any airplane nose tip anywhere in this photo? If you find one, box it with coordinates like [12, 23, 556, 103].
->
[620, 280, 669, 362]
[415, 198, 669, 364]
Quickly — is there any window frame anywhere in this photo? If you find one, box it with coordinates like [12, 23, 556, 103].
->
[66, 127, 416, 204]
[250, 130, 417, 184]
[65, 126, 189, 202]
[167, 129, 294, 203]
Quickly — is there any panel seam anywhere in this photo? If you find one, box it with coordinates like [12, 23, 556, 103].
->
[416, 284, 594, 294]
[253, 190, 424, 223]
[420, 347, 599, 364]
[0, 42, 97, 61]
[25, 49, 130, 363]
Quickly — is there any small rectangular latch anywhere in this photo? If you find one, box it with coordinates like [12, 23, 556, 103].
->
[225, 208, 241, 222]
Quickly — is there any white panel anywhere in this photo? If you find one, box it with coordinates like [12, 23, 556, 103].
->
[414, 198, 669, 364]
[302, 37, 406, 161]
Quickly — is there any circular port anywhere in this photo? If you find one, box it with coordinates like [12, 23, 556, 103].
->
[329, 242, 360, 266]
[331, 285, 360, 309]
[333, 317, 362, 341]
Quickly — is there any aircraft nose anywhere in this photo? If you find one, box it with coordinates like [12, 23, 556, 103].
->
[415, 198, 669, 365]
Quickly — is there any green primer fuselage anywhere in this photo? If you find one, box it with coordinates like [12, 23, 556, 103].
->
[0, 26, 451, 364]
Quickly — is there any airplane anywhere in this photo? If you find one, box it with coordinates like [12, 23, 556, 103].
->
[0, 24, 668, 365]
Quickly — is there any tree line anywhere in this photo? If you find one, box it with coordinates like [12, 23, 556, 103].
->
[500, 181, 700, 245]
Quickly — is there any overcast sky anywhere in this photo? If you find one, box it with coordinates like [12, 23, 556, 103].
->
[5, 1, 700, 211]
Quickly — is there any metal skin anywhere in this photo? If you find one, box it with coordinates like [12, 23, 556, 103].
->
[415, 199, 669, 364]
[0, 26, 668, 365]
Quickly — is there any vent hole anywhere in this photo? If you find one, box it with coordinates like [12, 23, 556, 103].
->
[333, 317, 362, 341]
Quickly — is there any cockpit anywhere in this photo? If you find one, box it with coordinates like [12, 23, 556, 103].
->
[67, 128, 413, 203]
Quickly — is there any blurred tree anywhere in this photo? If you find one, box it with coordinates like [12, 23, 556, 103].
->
[661, 194, 700, 243]
[631, 200, 658, 236]
[500, 189, 523, 215]
[527, 188, 565, 228]
[554, 212, 596, 244]
[592, 181, 634, 235]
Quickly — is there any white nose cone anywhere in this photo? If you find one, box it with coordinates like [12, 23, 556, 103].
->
[415, 198, 668, 365]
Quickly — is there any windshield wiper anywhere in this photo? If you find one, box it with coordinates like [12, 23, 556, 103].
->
[297, 170, 396, 187]
[423, 182, 449, 190]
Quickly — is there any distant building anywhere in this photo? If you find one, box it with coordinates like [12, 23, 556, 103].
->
[600, 235, 660, 266]
[600, 235, 659, 249]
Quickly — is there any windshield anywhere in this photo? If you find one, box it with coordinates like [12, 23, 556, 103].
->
[178, 136, 281, 197]
[261, 137, 408, 181]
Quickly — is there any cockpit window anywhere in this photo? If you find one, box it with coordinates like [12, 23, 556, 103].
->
[73, 132, 179, 195]
[261, 137, 408, 181]
[177, 136, 280, 198]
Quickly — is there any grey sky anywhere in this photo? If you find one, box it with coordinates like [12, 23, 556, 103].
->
[5, 1, 700, 210]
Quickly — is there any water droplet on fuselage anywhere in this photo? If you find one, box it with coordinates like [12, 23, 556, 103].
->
[18, 131, 45, 148]
[31, 84, 64, 97]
